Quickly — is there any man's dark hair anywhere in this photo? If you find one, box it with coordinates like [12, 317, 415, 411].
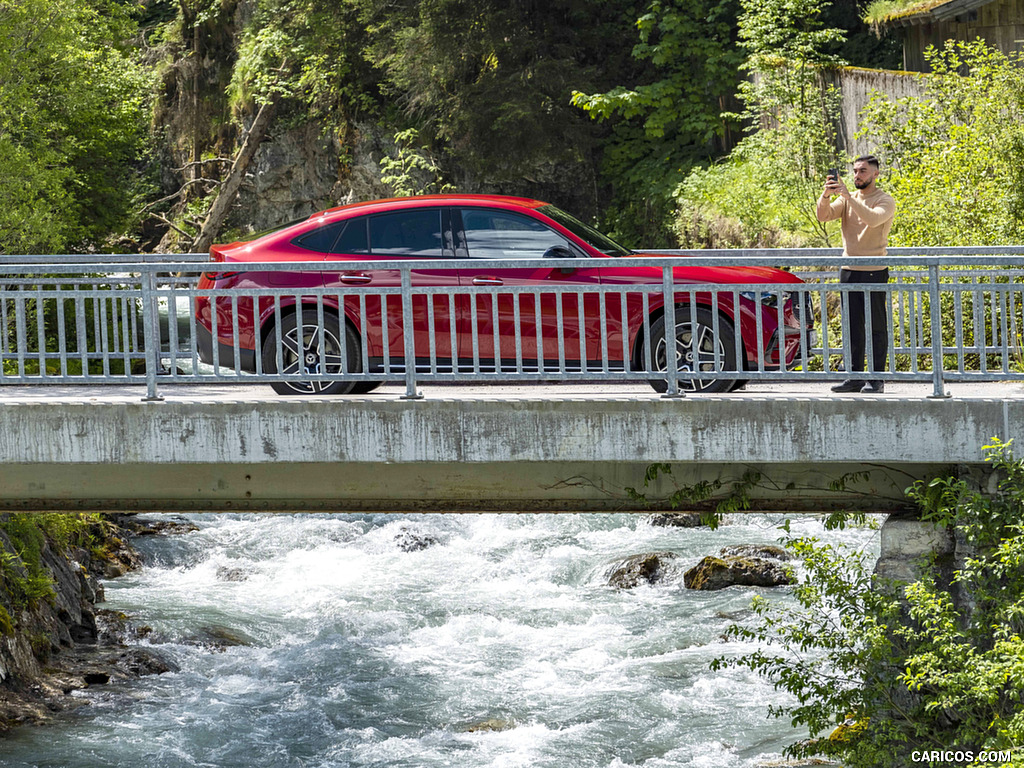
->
[854, 154, 881, 169]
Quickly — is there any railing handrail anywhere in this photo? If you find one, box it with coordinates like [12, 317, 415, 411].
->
[2, 247, 1024, 276]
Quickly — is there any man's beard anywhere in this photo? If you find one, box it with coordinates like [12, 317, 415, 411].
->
[854, 178, 872, 189]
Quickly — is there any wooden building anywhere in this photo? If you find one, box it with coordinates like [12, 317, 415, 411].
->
[878, 0, 1024, 71]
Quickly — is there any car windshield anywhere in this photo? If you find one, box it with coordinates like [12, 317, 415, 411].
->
[538, 205, 632, 257]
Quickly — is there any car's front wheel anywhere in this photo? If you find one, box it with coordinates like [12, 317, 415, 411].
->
[646, 307, 738, 394]
[262, 309, 361, 395]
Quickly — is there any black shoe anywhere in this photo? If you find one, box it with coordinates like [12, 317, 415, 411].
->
[861, 381, 885, 393]
[830, 380, 864, 393]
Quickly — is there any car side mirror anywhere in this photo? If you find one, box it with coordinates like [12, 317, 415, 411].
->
[543, 245, 576, 273]
[543, 245, 575, 259]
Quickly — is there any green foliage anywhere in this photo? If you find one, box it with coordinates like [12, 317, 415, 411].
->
[0, 0, 154, 254]
[228, 0, 377, 117]
[0, 514, 105, 629]
[717, 438, 1024, 766]
[856, 41, 1024, 246]
[571, 0, 744, 245]
[673, 0, 846, 248]
[380, 129, 455, 197]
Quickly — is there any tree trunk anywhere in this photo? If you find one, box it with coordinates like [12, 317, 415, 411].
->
[192, 99, 275, 254]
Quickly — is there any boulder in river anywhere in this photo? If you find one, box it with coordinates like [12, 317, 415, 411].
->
[647, 513, 707, 528]
[606, 551, 679, 589]
[684, 554, 794, 591]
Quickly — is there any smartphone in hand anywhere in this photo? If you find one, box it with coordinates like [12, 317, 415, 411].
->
[827, 168, 839, 180]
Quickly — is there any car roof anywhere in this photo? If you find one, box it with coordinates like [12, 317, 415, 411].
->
[319, 194, 549, 219]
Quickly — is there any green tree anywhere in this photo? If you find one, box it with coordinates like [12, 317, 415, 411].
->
[673, 0, 846, 248]
[716, 439, 1024, 767]
[0, 0, 152, 254]
[354, 0, 646, 223]
[570, 0, 744, 245]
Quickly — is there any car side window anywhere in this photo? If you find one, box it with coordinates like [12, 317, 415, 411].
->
[293, 220, 346, 253]
[461, 209, 569, 259]
[332, 218, 370, 254]
[368, 209, 443, 257]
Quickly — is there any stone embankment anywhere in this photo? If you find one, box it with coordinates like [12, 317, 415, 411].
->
[0, 514, 179, 733]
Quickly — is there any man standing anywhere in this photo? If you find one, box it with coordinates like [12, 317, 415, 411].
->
[817, 155, 896, 394]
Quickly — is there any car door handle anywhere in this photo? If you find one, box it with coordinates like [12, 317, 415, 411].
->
[472, 277, 504, 286]
[339, 273, 373, 284]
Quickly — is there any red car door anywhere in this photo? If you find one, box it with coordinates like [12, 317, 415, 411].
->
[322, 207, 460, 372]
[454, 207, 606, 373]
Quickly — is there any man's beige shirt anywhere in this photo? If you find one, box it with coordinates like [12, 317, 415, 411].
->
[817, 187, 896, 271]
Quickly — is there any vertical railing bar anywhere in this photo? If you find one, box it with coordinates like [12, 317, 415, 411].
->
[754, 287, 765, 374]
[98, 288, 111, 379]
[493, 289, 502, 375]
[448, 293, 457, 374]
[819, 285, 830, 375]
[599, 291, 609, 374]
[555, 291, 566, 373]
[886, 285, 896, 376]
[642, 292, 652, 373]
[513, 292, 523, 375]
[840, 286, 852, 379]
[381, 292, 392, 376]
[360, 294, 370, 378]
[660, 266, 681, 397]
[928, 264, 948, 397]
[140, 269, 163, 400]
[471, 293, 481, 374]
[233, 295, 243, 375]
[35, 287, 48, 378]
[316, 296, 326, 389]
[688, 292, 698, 387]
[620, 292, 629, 373]
[535, 293, 544, 375]
[400, 269, 421, 398]
[577, 289, 586, 376]
[56, 292, 68, 378]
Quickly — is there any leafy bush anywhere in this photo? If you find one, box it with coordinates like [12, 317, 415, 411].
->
[715, 439, 1024, 766]
[857, 41, 1024, 247]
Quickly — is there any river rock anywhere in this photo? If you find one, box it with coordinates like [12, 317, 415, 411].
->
[718, 544, 791, 562]
[684, 555, 794, 591]
[394, 528, 441, 552]
[647, 513, 707, 528]
[606, 552, 679, 589]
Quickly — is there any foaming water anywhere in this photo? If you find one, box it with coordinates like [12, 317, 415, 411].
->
[2, 513, 880, 768]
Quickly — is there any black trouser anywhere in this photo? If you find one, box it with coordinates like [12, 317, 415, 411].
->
[840, 267, 889, 377]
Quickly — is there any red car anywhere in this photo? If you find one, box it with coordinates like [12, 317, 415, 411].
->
[195, 194, 811, 394]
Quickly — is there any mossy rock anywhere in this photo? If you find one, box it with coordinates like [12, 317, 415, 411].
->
[684, 555, 794, 591]
[607, 551, 679, 589]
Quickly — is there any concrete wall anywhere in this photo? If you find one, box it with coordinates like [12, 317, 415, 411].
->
[1, 396, 1020, 512]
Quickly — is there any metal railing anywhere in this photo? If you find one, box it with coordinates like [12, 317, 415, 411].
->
[1, 248, 1022, 400]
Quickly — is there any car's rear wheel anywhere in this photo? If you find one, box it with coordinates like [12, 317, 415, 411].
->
[646, 307, 738, 394]
[262, 309, 361, 395]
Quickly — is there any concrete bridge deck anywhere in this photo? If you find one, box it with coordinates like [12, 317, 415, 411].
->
[1, 381, 1021, 513]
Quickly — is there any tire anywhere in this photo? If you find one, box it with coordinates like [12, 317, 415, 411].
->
[645, 307, 738, 394]
[262, 309, 361, 396]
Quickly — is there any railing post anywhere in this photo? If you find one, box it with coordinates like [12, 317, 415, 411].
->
[928, 263, 950, 399]
[661, 265, 683, 398]
[400, 268, 423, 400]
[140, 268, 164, 402]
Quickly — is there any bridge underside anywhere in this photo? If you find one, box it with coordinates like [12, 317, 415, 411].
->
[0, 396, 1019, 513]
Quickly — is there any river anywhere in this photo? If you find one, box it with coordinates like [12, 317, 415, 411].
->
[1, 512, 881, 767]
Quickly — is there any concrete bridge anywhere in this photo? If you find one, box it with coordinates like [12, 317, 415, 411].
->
[0, 380, 1020, 513]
